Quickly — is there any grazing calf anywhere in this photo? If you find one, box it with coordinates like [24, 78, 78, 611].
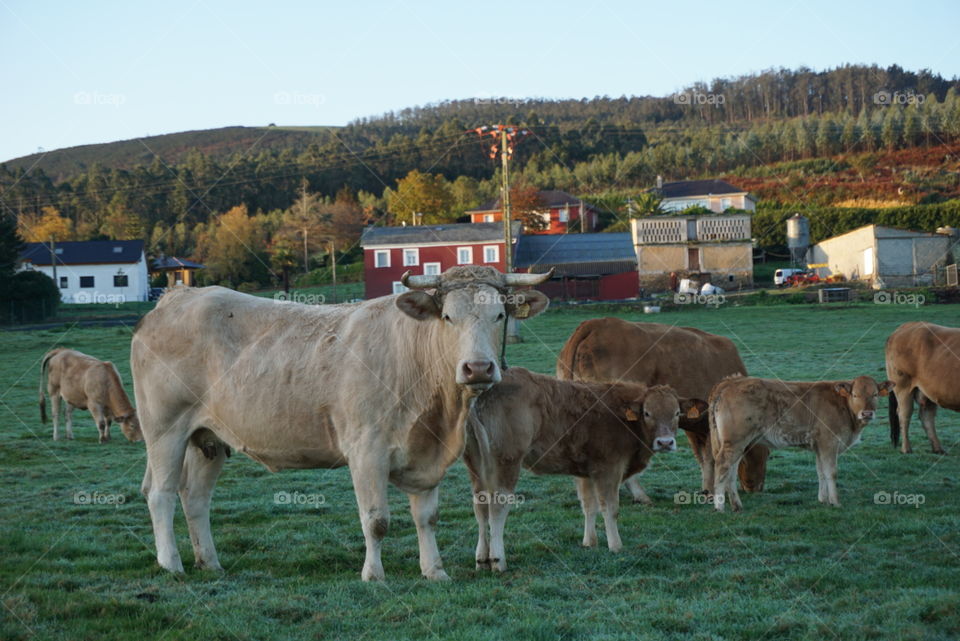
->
[710, 375, 892, 512]
[39, 348, 142, 443]
[466, 367, 706, 570]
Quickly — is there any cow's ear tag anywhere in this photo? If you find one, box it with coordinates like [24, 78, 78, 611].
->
[514, 303, 531, 319]
[625, 408, 639, 422]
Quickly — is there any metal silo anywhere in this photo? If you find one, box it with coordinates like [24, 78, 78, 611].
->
[786, 214, 810, 266]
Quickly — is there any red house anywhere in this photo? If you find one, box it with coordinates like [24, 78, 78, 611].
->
[360, 222, 520, 298]
[466, 190, 599, 234]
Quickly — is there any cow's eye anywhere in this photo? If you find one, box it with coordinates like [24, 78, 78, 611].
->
[495, 312, 505, 321]
[675, 411, 681, 417]
[644, 411, 651, 418]
[441, 314, 452, 323]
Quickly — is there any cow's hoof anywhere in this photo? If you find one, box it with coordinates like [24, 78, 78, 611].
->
[933, 448, 947, 455]
[490, 559, 506, 573]
[158, 558, 185, 574]
[475, 559, 491, 570]
[901, 447, 913, 454]
[581, 538, 597, 548]
[195, 560, 224, 571]
[424, 569, 450, 581]
[631, 496, 653, 506]
[607, 544, 623, 553]
[361, 565, 385, 582]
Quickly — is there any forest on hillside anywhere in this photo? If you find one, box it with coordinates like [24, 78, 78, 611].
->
[2, 64, 960, 288]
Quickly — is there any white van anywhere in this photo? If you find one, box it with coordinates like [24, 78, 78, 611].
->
[774, 268, 805, 286]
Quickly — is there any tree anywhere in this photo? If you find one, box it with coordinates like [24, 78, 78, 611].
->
[385, 170, 455, 225]
[194, 205, 271, 288]
[509, 184, 549, 231]
[18, 207, 73, 243]
[0, 213, 22, 276]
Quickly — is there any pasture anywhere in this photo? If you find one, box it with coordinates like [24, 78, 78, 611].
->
[1, 302, 958, 640]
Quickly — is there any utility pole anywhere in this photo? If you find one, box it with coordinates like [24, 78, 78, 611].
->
[300, 180, 309, 274]
[329, 240, 337, 303]
[473, 125, 532, 342]
[50, 236, 57, 286]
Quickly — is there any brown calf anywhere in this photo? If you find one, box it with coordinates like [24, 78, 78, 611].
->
[466, 367, 706, 570]
[39, 348, 142, 443]
[710, 375, 892, 511]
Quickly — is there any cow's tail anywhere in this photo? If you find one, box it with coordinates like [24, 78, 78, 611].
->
[889, 389, 900, 447]
[556, 321, 590, 379]
[38, 350, 57, 423]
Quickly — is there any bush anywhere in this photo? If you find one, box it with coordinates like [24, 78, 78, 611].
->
[0, 271, 61, 323]
[293, 262, 365, 287]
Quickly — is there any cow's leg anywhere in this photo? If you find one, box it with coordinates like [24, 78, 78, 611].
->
[623, 475, 652, 506]
[64, 402, 74, 440]
[103, 418, 112, 442]
[738, 445, 768, 492]
[145, 433, 190, 573]
[815, 450, 828, 503]
[90, 403, 107, 443]
[820, 447, 841, 507]
[595, 475, 623, 552]
[468, 473, 491, 569]
[686, 430, 712, 493]
[576, 477, 599, 548]
[349, 460, 389, 582]
[486, 463, 520, 572]
[178, 442, 226, 570]
[51, 394, 61, 441]
[896, 388, 916, 454]
[713, 442, 744, 512]
[407, 487, 449, 581]
[918, 394, 946, 454]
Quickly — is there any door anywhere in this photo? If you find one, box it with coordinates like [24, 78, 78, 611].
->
[687, 247, 701, 271]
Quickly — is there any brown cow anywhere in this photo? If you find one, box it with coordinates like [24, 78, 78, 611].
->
[886, 321, 958, 454]
[710, 375, 892, 512]
[466, 367, 706, 570]
[39, 348, 142, 443]
[557, 317, 769, 498]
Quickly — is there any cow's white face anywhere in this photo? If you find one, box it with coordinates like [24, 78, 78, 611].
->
[396, 283, 549, 394]
[836, 376, 894, 423]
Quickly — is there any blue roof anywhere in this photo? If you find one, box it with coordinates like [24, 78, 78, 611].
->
[20, 240, 144, 266]
[515, 233, 636, 268]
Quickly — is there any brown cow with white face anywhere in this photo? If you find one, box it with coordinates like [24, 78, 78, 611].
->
[710, 375, 893, 512]
[466, 367, 706, 570]
[131, 266, 550, 581]
[39, 348, 141, 443]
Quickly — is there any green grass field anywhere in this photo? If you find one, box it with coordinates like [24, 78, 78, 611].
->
[2, 302, 959, 640]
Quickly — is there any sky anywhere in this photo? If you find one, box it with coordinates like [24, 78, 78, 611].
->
[2, 0, 959, 162]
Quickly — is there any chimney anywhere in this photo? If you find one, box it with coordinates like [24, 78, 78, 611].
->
[656, 175, 663, 190]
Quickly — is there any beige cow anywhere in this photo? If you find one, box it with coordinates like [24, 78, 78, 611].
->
[130, 266, 550, 580]
[466, 367, 706, 569]
[710, 375, 892, 512]
[39, 348, 141, 443]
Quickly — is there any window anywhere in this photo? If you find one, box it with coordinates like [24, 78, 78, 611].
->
[483, 245, 499, 263]
[423, 262, 441, 276]
[114, 274, 128, 287]
[112, 246, 123, 253]
[483, 214, 494, 222]
[392, 281, 408, 294]
[457, 247, 473, 265]
[59, 276, 68, 289]
[558, 206, 569, 223]
[720, 198, 732, 211]
[79, 276, 94, 288]
[374, 250, 390, 268]
[863, 248, 874, 275]
[402, 248, 419, 266]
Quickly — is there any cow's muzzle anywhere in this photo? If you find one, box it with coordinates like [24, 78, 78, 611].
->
[654, 436, 677, 452]
[459, 359, 498, 391]
[858, 410, 876, 422]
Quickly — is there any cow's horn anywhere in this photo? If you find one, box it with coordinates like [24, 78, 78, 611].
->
[400, 271, 441, 289]
[504, 268, 555, 287]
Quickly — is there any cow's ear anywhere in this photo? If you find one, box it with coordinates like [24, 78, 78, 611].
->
[624, 405, 640, 422]
[878, 380, 894, 396]
[396, 292, 440, 321]
[681, 398, 709, 419]
[507, 290, 549, 320]
[834, 382, 852, 398]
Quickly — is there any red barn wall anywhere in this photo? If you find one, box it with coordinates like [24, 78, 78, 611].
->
[363, 242, 507, 298]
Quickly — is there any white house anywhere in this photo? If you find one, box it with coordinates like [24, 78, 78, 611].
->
[807, 225, 951, 288]
[19, 240, 150, 303]
[651, 177, 757, 213]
